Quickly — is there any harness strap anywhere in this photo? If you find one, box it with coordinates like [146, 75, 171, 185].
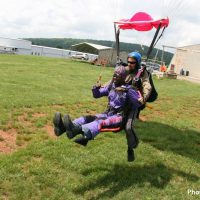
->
[99, 115, 123, 132]
[100, 127, 121, 132]
[133, 66, 145, 82]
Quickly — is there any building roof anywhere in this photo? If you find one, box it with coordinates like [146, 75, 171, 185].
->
[71, 42, 112, 54]
[180, 44, 200, 48]
[71, 42, 112, 50]
[0, 37, 31, 43]
[0, 37, 32, 49]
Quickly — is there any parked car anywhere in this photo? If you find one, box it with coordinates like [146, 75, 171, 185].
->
[142, 61, 160, 72]
[71, 53, 89, 60]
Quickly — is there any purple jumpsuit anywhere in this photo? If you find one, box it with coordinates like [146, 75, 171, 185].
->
[73, 84, 142, 139]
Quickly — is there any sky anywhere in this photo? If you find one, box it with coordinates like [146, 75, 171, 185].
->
[0, 0, 199, 49]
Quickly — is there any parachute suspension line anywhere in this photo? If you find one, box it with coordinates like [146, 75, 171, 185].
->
[114, 23, 120, 65]
[173, 1, 190, 20]
[161, 0, 165, 15]
[153, 26, 166, 48]
[162, 0, 172, 17]
[161, 0, 165, 17]
[146, 23, 162, 62]
[110, 21, 119, 66]
[167, 0, 182, 16]
[111, 0, 118, 21]
[115, 0, 120, 21]
[150, 25, 167, 66]
[165, 0, 188, 23]
[165, 0, 171, 13]
[109, 0, 121, 67]
[162, 0, 185, 20]
[169, 0, 185, 19]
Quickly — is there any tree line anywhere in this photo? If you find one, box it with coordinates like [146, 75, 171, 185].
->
[25, 38, 173, 65]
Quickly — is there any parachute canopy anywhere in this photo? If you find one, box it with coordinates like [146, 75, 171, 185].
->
[113, 12, 170, 61]
[114, 12, 169, 31]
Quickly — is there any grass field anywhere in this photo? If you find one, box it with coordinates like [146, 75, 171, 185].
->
[0, 54, 199, 200]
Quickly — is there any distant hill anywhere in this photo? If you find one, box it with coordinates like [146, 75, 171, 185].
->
[25, 38, 173, 65]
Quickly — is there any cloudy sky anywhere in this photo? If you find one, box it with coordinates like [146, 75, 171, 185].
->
[0, 0, 199, 48]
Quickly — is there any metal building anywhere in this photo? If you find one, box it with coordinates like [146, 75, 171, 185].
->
[170, 44, 200, 80]
[0, 37, 31, 54]
[71, 42, 112, 54]
[0, 37, 99, 60]
[31, 45, 72, 58]
[71, 42, 130, 66]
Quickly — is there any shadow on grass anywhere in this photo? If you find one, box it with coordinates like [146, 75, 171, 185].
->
[139, 121, 200, 163]
[74, 163, 199, 200]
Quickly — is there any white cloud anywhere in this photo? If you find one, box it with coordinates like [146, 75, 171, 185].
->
[0, 0, 199, 47]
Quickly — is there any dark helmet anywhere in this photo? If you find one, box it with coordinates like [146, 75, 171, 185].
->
[114, 66, 126, 79]
[127, 52, 142, 66]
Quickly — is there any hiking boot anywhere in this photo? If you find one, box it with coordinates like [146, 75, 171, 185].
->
[74, 136, 89, 146]
[53, 112, 66, 136]
[133, 131, 139, 149]
[127, 148, 135, 162]
[63, 114, 82, 139]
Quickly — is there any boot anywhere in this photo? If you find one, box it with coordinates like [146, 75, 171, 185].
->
[74, 136, 89, 146]
[127, 147, 135, 162]
[63, 114, 82, 139]
[132, 130, 139, 149]
[53, 112, 66, 136]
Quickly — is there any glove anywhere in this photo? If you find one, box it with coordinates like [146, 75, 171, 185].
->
[95, 81, 101, 88]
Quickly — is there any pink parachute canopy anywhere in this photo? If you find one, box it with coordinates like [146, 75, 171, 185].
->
[114, 12, 169, 31]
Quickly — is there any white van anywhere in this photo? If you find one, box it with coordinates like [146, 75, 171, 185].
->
[71, 53, 89, 60]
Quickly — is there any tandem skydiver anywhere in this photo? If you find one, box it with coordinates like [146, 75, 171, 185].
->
[53, 65, 143, 161]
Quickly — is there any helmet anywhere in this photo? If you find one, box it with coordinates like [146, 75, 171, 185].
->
[127, 52, 142, 65]
[114, 66, 126, 79]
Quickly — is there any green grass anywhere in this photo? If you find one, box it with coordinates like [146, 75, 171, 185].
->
[0, 54, 199, 200]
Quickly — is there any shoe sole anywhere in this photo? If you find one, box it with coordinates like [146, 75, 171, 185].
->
[63, 115, 74, 139]
[74, 138, 88, 146]
[53, 112, 63, 136]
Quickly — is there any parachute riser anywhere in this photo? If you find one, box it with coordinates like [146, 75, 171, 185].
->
[145, 22, 162, 62]
[114, 23, 120, 64]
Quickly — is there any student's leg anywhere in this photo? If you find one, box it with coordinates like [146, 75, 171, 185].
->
[74, 119, 103, 146]
[125, 108, 139, 162]
[73, 115, 97, 126]
[63, 114, 98, 139]
[82, 114, 122, 138]
[136, 104, 145, 119]
[74, 114, 123, 146]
